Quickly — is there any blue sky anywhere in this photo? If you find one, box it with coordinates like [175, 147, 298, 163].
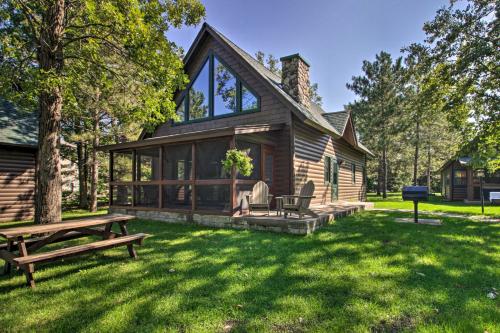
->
[167, 0, 450, 112]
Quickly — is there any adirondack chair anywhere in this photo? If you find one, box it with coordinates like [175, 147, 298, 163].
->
[246, 181, 273, 215]
[280, 180, 317, 219]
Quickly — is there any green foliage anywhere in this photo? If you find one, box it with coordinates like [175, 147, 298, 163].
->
[0, 0, 206, 131]
[221, 149, 253, 176]
[423, 0, 499, 172]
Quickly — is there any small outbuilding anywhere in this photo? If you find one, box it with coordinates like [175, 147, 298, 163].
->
[440, 157, 500, 202]
[0, 99, 38, 222]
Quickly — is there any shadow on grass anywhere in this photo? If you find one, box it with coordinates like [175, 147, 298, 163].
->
[0, 212, 498, 332]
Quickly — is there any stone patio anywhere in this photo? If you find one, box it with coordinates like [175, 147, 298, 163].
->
[110, 201, 372, 235]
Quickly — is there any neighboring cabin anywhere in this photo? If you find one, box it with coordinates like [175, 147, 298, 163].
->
[0, 100, 38, 222]
[0, 100, 79, 222]
[100, 23, 373, 218]
[440, 157, 500, 202]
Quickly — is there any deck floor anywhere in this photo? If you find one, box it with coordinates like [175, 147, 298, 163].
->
[233, 201, 373, 234]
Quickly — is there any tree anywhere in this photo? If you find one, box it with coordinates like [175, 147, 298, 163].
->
[347, 51, 405, 198]
[423, 0, 499, 172]
[255, 51, 323, 106]
[0, 1, 205, 223]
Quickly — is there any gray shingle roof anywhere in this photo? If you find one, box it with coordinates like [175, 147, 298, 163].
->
[185, 23, 373, 156]
[323, 111, 350, 134]
[0, 99, 38, 147]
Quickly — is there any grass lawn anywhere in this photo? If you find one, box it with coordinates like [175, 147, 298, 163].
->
[0, 210, 498, 332]
[368, 192, 500, 217]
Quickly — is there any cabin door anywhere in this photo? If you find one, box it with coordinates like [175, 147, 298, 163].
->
[331, 161, 339, 201]
[262, 146, 275, 195]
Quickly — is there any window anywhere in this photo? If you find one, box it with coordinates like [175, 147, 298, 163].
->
[324, 156, 332, 184]
[236, 140, 261, 180]
[175, 98, 186, 123]
[175, 53, 259, 123]
[352, 163, 356, 184]
[214, 57, 237, 116]
[163, 144, 192, 180]
[241, 84, 258, 111]
[113, 151, 133, 181]
[189, 58, 210, 120]
[196, 139, 230, 179]
[454, 170, 467, 186]
[136, 148, 160, 181]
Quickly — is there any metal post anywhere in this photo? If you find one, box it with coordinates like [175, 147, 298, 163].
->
[414, 200, 418, 223]
[480, 175, 484, 215]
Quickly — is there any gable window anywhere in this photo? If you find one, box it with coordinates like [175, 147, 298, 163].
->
[188, 58, 210, 120]
[214, 57, 237, 116]
[324, 156, 332, 184]
[176, 52, 260, 123]
[352, 163, 356, 184]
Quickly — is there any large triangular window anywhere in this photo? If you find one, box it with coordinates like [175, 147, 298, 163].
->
[188, 58, 210, 120]
[175, 52, 260, 123]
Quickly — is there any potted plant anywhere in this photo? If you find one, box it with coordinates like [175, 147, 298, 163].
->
[221, 149, 253, 177]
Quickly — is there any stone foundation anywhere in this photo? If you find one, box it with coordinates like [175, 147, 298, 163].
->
[110, 203, 366, 235]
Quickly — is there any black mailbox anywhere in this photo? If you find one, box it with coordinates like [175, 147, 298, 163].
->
[402, 186, 428, 201]
[402, 186, 428, 223]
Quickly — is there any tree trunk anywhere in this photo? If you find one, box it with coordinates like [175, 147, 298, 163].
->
[377, 157, 382, 196]
[413, 119, 420, 186]
[89, 109, 100, 212]
[427, 143, 432, 194]
[382, 146, 388, 199]
[35, 0, 65, 224]
[77, 140, 88, 209]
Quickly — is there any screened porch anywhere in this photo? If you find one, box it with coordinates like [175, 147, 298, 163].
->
[108, 133, 277, 215]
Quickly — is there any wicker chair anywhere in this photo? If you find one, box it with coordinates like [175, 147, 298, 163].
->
[280, 181, 317, 219]
[246, 181, 273, 216]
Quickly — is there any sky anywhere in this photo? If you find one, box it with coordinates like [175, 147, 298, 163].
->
[167, 0, 451, 112]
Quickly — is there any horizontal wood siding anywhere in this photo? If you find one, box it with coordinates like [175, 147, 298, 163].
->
[153, 34, 291, 138]
[0, 146, 36, 222]
[293, 120, 366, 204]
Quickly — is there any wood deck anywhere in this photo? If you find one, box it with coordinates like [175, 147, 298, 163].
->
[233, 201, 373, 235]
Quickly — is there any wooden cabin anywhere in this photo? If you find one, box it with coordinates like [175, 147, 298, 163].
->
[0, 100, 38, 222]
[440, 157, 500, 201]
[100, 23, 373, 218]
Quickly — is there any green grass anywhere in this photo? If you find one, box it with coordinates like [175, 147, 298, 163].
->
[368, 192, 500, 217]
[0, 211, 498, 332]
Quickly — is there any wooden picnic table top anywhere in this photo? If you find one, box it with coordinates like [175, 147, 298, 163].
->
[0, 214, 136, 239]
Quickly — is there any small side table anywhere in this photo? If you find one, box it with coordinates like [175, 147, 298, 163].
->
[275, 197, 284, 216]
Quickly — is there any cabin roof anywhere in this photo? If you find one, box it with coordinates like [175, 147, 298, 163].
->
[0, 99, 38, 148]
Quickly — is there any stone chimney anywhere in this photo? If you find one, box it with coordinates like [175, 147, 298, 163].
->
[280, 54, 310, 108]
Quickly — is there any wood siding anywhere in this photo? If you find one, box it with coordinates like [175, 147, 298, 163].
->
[153, 33, 292, 138]
[293, 120, 366, 204]
[0, 146, 36, 222]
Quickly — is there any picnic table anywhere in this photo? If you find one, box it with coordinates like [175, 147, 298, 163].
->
[0, 214, 147, 288]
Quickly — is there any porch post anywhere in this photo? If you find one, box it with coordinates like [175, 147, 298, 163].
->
[109, 151, 113, 206]
[230, 136, 236, 214]
[158, 146, 163, 209]
[191, 142, 196, 212]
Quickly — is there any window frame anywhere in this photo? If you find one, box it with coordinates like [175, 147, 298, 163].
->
[352, 163, 356, 184]
[324, 155, 332, 185]
[173, 51, 261, 125]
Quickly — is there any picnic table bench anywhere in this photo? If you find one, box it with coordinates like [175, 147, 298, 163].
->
[0, 214, 147, 288]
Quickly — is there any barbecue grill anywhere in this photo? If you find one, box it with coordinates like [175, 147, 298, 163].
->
[402, 186, 428, 223]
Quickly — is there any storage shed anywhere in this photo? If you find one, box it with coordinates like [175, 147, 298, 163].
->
[0, 99, 38, 222]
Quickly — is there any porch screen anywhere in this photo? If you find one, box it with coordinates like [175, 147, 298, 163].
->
[163, 185, 192, 209]
[136, 148, 160, 181]
[163, 144, 192, 180]
[196, 185, 230, 211]
[113, 151, 133, 181]
[134, 185, 159, 207]
[236, 140, 261, 180]
[196, 139, 230, 179]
